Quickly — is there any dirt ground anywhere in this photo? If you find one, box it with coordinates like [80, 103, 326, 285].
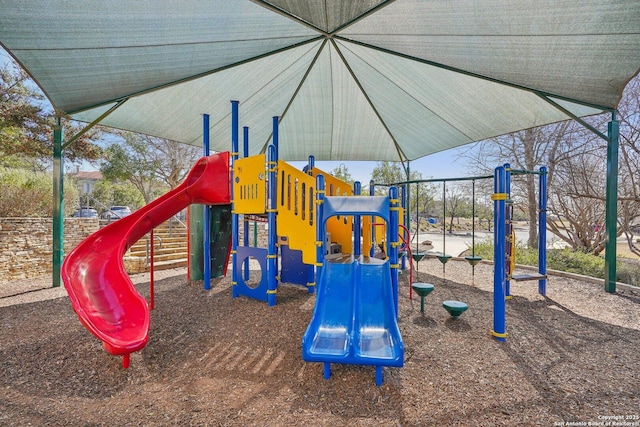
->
[1, 260, 639, 426]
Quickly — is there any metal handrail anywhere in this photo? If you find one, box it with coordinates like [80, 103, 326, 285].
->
[168, 213, 187, 237]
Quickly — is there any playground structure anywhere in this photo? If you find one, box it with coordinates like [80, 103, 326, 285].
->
[229, 101, 355, 306]
[60, 98, 547, 382]
[491, 164, 548, 341]
[392, 163, 548, 339]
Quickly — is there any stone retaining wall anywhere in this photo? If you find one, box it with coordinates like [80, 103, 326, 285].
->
[0, 218, 99, 281]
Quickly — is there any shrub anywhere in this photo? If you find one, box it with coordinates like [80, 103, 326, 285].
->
[0, 167, 79, 217]
[472, 238, 640, 286]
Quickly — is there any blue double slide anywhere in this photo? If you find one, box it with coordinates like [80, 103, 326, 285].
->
[302, 254, 404, 385]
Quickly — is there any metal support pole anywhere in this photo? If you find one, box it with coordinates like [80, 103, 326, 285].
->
[538, 167, 548, 295]
[243, 126, 250, 281]
[203, 114, 212, 290]
[354, 181, 361, 258]
[405, 163, 410, 269]
[389, 186, 400, 317]
[504, 163, 512, 297]
[316, 175, 326, 281]
[604, 116, 619, 293]
[369, 180, 375, 257]
[307, 155, 315, 173]
[266, 119, 279, 307]
[492, 167, 507, 341]
[231, 101, 240, 298]
[52, 118, 64, 288]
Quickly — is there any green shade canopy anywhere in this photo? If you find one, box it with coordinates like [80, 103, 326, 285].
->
[1, 0, 639, 161]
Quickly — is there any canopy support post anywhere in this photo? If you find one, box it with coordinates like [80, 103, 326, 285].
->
[604, 114, 619, 293]
[52, 117, 64, 287]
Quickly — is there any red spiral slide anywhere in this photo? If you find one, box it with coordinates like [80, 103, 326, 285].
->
[62, 153, 231, 367]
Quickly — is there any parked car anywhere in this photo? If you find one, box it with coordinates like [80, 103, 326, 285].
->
[73, 208, 98, 218]
[102, 206, 132, 221]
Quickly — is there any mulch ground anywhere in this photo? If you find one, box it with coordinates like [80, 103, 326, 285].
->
[1, 260, 639, 426]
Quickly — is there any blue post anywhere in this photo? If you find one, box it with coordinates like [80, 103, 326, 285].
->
[231, 101, 240, 298]
[316, 175, 326, 282]
[538, 167, 548, 296]
[389, 186, 400, 317]
[272, 116, 279, 161]
[243, 126, 250, 282]
[266, 117, 279, 306]
[203, 113, 212, 290]
[504, 163, 512, 298]
[307, 155, 315, 174]
[354, 181, 361, 258]
[369, 180, 375, 257]
[492, 166, 507, 341]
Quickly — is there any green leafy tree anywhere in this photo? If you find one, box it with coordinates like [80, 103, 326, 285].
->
[330, 163, 354, 186]
[90, 180, 145, 213]
[100, 132, 201, 203]
[0, 62, 102, 171]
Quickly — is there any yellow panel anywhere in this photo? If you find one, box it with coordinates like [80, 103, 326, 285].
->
[373, 216, 386, 248]
[233, 154, 267, 214]
[276, 161, 317, 265]
[362, 215, 372, 255]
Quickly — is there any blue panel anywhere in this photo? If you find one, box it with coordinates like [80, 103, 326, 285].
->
[234, 246, 268, 302]
[280, 245, 313, 286]
[322, 196, 390, 224]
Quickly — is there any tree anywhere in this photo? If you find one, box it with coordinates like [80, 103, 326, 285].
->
[370, 161, 438, 244]
[610, 75, 640, 256]
[90, 180, 145, 213]
[100, 132, 201, 203]
[468, 121, 583, 248]
[443, 184, 466, 234]
[0, 62, 102, 171]
[330, 163, 354, 187]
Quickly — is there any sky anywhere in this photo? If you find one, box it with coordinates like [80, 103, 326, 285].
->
[2, 48, 476, 182]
